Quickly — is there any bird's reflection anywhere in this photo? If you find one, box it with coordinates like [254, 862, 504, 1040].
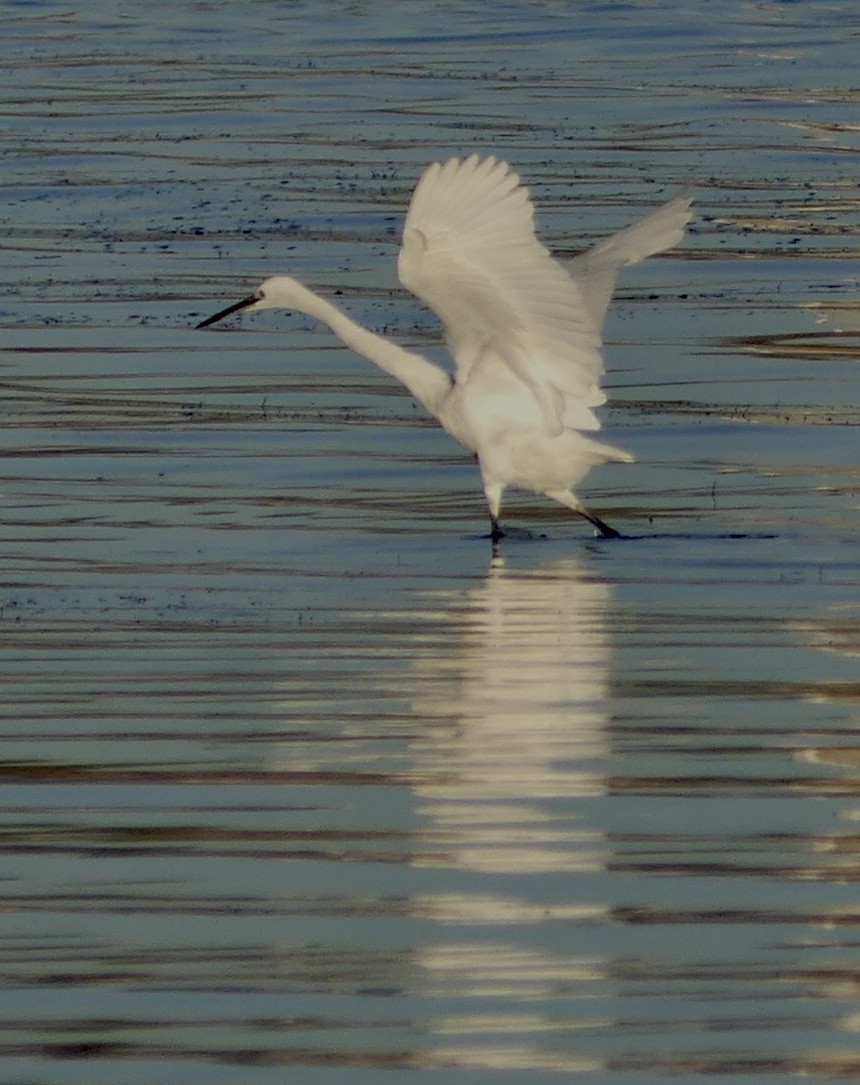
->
[411, 551, 612, 876]
[405, 551, 614, 1068]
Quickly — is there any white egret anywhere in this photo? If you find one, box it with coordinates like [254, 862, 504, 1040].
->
[198, 154, 692, 540]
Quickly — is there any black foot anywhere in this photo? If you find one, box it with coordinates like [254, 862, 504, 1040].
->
[573, 500, 623, 539]
[592, 519, 621, 539]
[486, 521, 549, 543]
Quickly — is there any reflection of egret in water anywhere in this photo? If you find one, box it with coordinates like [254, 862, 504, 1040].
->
[408, 553, 614, 1071]
[412, 553, 612, 876]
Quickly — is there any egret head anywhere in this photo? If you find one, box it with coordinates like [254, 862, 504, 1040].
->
[196, 275, 305, 328]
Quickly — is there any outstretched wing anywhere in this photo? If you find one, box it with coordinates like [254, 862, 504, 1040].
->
[568, 189, 693, 333]
[398, 155, 605, 433]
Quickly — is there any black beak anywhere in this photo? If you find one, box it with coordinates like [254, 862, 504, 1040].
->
[196, 295, 257, 329]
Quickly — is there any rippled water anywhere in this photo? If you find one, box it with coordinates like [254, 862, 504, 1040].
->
[1, 2, 858, 1082]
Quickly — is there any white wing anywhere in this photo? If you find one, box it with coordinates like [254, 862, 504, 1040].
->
[568, 189, 693, 333]
[398, 155, 605, 434]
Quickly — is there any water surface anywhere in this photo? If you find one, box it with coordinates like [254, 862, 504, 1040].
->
[1, 2, 858, 1082]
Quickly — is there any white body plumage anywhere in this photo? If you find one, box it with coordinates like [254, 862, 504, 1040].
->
[198, 155, 692, 540]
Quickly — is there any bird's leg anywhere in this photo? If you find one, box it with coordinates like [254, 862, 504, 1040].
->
[581, 509, 621, 539]
[483, 480, 506, 543]
[546, 490, 622, 539]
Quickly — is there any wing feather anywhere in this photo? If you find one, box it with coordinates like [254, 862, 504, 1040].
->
[398, 155, 605, 433]
[568, 189, 693, 332]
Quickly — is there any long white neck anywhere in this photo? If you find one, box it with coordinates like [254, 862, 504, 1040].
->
[288, 283, 451, 419]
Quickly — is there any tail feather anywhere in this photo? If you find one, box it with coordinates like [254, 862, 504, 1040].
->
[580, 433, 635, 466]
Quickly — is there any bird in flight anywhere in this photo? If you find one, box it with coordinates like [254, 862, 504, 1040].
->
[198, 155, 692, 541]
